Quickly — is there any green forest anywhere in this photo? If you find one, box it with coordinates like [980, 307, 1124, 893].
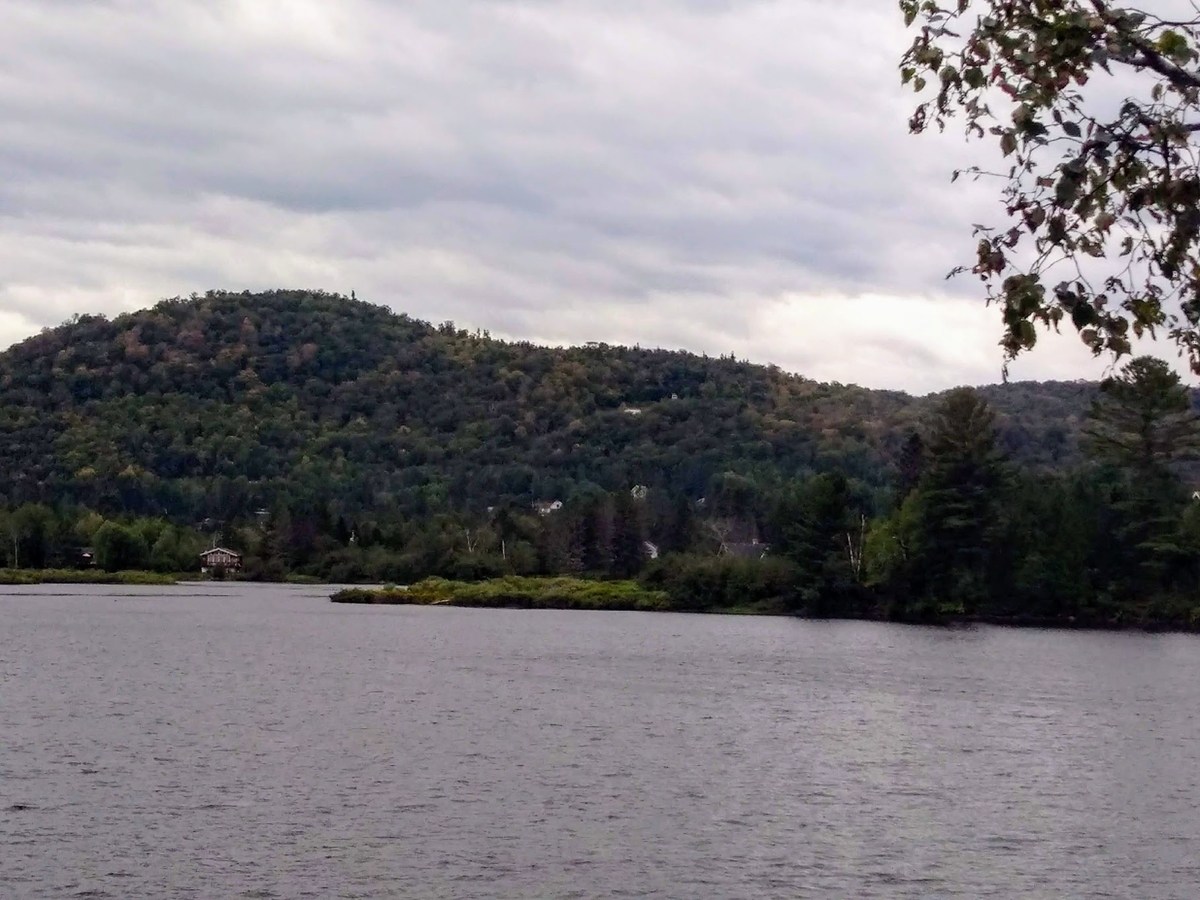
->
[2, 289, 1199, 628]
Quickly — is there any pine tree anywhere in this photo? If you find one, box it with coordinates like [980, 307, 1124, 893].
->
[772, 473, 859, 615]
[1084, 357, 1200, 594]
[896, 431, 925, 499]
[910, 388, 1005, 617]
[610, 492, 647, 578]
[1084, 357, 1200, 475]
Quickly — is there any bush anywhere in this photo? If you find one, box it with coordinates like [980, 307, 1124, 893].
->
[332, 576, 673, 611]
[638, 554, 801, 612]
[0, 569, 176, 586]
[93, 522, 149, 573]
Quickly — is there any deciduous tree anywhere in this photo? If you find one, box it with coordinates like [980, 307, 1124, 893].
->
[902, 1, 1200, 369]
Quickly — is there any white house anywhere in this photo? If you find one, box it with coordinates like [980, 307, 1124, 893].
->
[533, 500, 564, 516]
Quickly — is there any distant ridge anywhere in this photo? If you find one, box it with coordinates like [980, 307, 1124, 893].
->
[0, 289, 1096, 517]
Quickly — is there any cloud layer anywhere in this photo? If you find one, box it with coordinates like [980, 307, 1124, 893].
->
[0, 0, 1156, 392]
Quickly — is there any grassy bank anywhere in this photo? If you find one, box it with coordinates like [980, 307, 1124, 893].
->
[332, 576, 674, 611]
[0, 569, 179, 586]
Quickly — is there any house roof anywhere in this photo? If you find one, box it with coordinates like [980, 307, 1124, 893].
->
[199, 547, 242, 558]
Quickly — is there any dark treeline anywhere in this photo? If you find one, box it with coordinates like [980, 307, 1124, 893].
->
[867, 358, 1200, 628]
[3, 358, 1199, 627]
[0, 507, 206, 574]
[2, 291, 1199, 626]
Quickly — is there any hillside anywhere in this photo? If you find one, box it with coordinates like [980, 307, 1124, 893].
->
[0, 289, 1095, 520]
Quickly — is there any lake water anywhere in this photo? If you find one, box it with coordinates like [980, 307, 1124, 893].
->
[2, 584, 1199, 899]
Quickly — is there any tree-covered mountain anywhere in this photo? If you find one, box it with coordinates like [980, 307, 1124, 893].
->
[0, 289, 1096, 519]
[8, 290, 1200, 628]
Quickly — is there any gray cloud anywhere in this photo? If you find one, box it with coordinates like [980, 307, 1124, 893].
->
[0, 0, 1164, 392]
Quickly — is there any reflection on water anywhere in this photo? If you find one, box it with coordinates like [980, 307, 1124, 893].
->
[2, 583, 1199, 899]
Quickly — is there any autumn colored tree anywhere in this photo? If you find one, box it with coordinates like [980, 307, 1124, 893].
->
[902, 2, 1200, 370]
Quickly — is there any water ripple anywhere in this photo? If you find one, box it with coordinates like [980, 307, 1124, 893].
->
[1, 583, 1199, 898]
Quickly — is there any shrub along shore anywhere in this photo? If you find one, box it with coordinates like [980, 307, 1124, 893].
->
[332, 577, 675, 612]
[0, 569, 179, 586]
[332, 573, 1200, 630]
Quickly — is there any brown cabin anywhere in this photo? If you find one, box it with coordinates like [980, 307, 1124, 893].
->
[199, 547, 242, 574]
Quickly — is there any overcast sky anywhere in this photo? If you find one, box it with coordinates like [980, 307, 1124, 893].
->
[0, 0, 1171, 393]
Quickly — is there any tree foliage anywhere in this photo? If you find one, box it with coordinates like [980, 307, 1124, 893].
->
[769, 472, 868, 614]
[1084, 354, 1200, 469]
[1084, 355, 1200, 589]
[93, 521, 149, 572]
[0, 290, 1095, 520]
[915, 388, 1006, 613]
[870, 388, 1006, 618]
[2, 291, 1200, 627]
[902, 0, 1200, 370]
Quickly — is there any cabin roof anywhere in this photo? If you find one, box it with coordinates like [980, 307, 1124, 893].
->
[199, 547, 242, 558]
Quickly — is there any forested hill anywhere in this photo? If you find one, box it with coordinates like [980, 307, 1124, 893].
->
[0, 289, 1094, 519]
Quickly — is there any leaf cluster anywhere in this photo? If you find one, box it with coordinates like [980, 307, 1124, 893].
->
[902, 0, 1200, 371]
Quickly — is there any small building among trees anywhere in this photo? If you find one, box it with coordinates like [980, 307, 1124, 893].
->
[199, 547, 242, 574]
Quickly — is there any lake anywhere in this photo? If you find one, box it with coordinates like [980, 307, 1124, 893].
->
[1, 583, 1198, 899]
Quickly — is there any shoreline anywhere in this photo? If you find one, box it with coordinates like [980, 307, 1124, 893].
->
[5, 572, 1191, 634]
[331, 578, 1200, 634]
[0, 569, 180, 586]
[331, 577, 674, 612]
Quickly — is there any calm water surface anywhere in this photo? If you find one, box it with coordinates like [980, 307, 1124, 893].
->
[2, 583, 1199, 898]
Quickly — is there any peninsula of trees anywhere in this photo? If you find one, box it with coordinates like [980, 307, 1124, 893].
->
[2, 289, 1199, 628]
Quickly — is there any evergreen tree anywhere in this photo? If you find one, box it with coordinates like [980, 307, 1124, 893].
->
[536, 507, 579, 575]
[909, 388, 1005, 617]
[1084, 357, 1200, 595]
[990, 472, 1098, 620]
[1084, 357, 1200, 475]
[569, 494, 616, 575]
[610, 492, 647, 578]
[896, 431, 925, 499]
[666, 492, 696, 553]
[771, 473, 861, 615]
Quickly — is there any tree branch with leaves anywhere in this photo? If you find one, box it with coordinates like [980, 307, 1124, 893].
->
[901, 0, 1200, 372]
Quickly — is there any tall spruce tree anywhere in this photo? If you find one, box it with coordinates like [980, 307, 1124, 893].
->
[610, 492, 647, 578]
[772, 473, 860, 615]
[910, 388, 1005, 616]
[1084, 357, 1200, 474]
[1083, 356, 1200, 592]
